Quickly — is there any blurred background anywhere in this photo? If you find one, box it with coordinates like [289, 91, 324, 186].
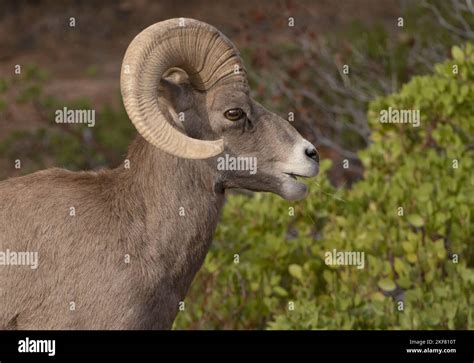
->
[0, 0, 472, 329]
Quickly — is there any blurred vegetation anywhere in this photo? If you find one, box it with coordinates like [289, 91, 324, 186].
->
[173, 44, 473, 330]
[0, 64, 134, 178]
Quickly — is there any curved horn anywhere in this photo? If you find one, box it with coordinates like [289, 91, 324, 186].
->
[121, 18, 247, 159]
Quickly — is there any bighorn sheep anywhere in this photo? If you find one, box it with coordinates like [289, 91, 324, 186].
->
[0, 18, 319, 329]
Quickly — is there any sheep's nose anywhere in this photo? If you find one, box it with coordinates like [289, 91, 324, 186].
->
[305, 146, 319, 163]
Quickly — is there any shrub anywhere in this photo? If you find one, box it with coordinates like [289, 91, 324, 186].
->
[174, 44, 474, 330]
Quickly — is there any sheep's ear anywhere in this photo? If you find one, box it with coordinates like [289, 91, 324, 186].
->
[163, 67, 189, 85]
[159, 68, 194, 130]
[160, 68, 193, 109]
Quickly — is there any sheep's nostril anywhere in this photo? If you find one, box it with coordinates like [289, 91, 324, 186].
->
[305, 147, 319, 163]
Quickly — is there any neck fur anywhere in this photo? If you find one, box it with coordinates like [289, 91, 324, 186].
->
[113, 136, 225, 327]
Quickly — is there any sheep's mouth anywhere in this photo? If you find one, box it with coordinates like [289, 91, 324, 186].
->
[283, 172, 308, 180]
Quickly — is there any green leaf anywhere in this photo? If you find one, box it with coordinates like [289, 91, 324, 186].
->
[407, 214, 424, 227]
[394, 257, 407, 275]
[250, 282, 259, 292]
[372, 292, 386, 302]
[402, 241, 415, 253]
[378, 278, 397, 291]
[407, 253, 418, 264]
[433, 239, 446, 260]
[288, 264, 303, 280]
[397, 276, 412, 289]
[273, 286, 288, 297]
[452, 46, 464, 62]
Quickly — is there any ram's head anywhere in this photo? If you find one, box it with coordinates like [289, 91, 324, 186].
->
[121, 18, 319, 200]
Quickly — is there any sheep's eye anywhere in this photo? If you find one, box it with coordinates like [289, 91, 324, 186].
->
[224, 108, 245, 121]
